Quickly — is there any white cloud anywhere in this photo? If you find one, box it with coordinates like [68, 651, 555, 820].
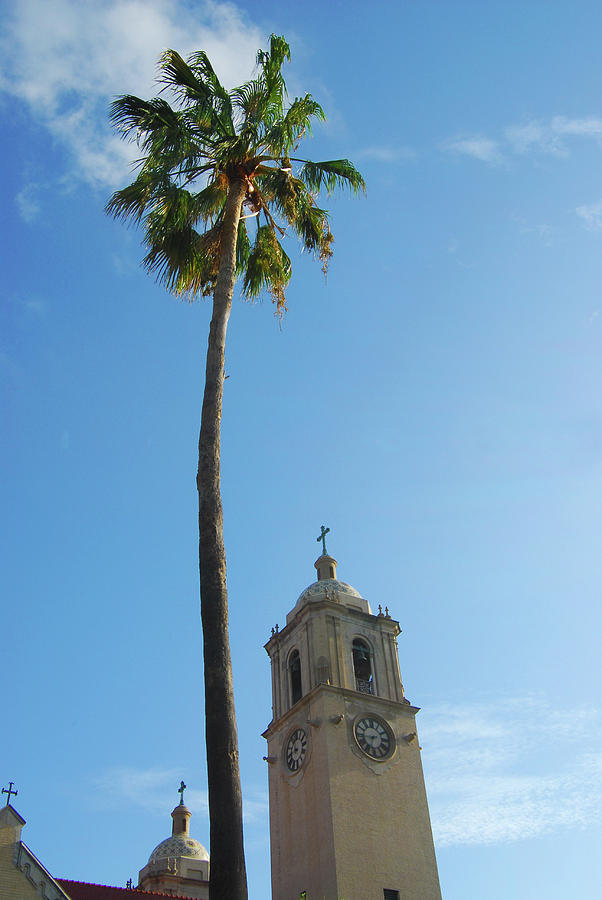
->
[504, 121, 553, 155]
[241, 787, 269, 825]
[576, 200, 602, 230]
[0, 0, 263, 189]
[444, 115, 602, 165]
[443, 136, 502, 164]
[354, 145, 416, 163]
[504, 117, 602, 156]
[420, 695, 602, 847]
[91, 764, 266, 824]
[15, 182, 41, 222]
[91, 766, 190, 814]
[552, 115, 602, 137]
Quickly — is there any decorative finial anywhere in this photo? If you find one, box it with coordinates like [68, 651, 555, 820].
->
[126, 879, 133, 890]
[1, 782, 18, 806]
[317, 524, 330, 555]
[178, 780, 186, 805]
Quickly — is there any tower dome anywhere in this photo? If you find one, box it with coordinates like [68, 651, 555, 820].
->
[138, 784, 210, 900]
[287, 553, 372, 624]
[148, 832, 209, 863]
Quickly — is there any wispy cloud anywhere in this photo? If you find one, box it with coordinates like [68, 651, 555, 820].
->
[421, 695, 602, 847]
[444, 115, 602, 165]
[91, 765, 267, 825]
[16, 182, 41, 222]
[91, 766, 194, 814]
[576, 200, 602, 230]
[443, 136, 502, 164]
[0, 0, 262, 189]
[355, 145, 416, 163]
[510, 214, 555, 245]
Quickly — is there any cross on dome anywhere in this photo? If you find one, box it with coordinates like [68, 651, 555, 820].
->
[316, 524, 330, 555]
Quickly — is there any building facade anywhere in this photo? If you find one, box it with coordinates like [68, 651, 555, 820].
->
[0, 793, 209, 900]
[263, 552, 442, 900]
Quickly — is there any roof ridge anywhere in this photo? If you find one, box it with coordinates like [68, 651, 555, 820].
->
[56, 879, 192, 898]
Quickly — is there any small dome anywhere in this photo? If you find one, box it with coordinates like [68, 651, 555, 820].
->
[149, 835, 209, 863]
[287, 577, 371, 624]
[296, 578, 363, 604]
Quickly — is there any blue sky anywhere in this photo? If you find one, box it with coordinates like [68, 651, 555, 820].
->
[2, 1, 602, 898]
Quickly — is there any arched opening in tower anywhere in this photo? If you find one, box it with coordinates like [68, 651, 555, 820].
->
[352, 639, 373, 694]
[289, 650, 302, 705]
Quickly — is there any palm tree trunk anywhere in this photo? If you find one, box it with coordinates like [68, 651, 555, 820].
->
[197, 174, 248, 900]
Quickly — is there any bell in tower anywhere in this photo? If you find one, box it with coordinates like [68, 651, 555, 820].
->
[262, 531, 442, 900]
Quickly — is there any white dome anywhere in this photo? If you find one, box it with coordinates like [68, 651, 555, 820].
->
[149, 835, 209, 863]
[296, 578, 363, 604]
[286, 577, 372, 623]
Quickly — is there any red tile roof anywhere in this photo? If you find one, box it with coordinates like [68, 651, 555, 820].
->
[57, 880, 193, 900]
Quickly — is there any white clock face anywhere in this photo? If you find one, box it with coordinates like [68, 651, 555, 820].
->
[354, 715, 395, 760]
[285, 728, 308, 772]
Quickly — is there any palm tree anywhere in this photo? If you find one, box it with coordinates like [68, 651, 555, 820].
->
[107, 34, 364, 900]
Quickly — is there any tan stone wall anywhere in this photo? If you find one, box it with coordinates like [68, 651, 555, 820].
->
[0, 840, 44, 900]
[266, 598, 403, 723]
[266, 686, 442, 900]
[265, 580, 441, 900]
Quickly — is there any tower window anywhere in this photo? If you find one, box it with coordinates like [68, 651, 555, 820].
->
[383, 891, 400, 900]
[289, 650, 302, 705]
[352, 638, 373, 694]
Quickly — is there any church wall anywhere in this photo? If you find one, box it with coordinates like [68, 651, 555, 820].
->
[266, 691, 338, 900]
[330, 694, 441, 900]
[0, 841, 40, 900]
[266, 684, 441, 900]
[0, 834, 69, 900]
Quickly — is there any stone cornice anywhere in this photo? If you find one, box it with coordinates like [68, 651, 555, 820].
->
[265, 598, 400, 654]
[262, 681, 419, 738]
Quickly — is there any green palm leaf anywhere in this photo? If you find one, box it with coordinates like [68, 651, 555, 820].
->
[107, 33, 364, 308]
[243, 225, 292, 313]
[299, 159, 366, 194]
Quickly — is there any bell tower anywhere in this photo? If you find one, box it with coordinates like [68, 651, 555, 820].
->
[263, 538, 442, 900]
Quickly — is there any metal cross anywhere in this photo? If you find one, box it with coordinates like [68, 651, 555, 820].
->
[178, 781, 186, 805]
[316, 524, 330, 555]
[2, 782, 18, 806]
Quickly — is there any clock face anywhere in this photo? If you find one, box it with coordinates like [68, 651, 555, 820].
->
[354, 715, 395, 760]
[285, 727, 308, 772]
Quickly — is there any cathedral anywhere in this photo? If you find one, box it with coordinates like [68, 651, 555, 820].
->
[0, 787, 210, 900]
[1, 544, 441, 900]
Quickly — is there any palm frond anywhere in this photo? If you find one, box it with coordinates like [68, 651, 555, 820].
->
[105, 170, 168, 223]
[257, 34, 290, 103]
[243, 225, 292, 314]
[260, 95, 325, 155]
[158, 50, 233, 137]
[191, 177, 228, 222]
[143, 223, 222, 298]
[187, 50, 234, 134]
[109, 95, 179, 140]
[235, 219, 251, 275]
[299, 159, 366, 194]
[238, 34, 291, 134]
